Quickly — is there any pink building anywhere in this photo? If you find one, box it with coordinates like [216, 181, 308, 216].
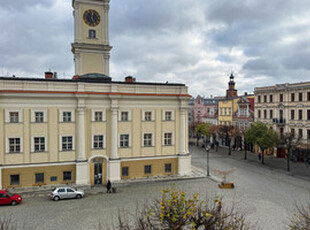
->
[188, 95, 219, 137]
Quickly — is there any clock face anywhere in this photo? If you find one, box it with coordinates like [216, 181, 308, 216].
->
[83, 9, 100, 27]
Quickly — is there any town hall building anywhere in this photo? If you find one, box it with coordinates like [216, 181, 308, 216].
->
[0, 0, 191, 188]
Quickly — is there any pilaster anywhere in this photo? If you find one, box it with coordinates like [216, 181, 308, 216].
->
[178, 154, 191, 176]
[179, 108, 186, 154]
[111, 107, 118, 159]
[108, 159, 121, 182]
[76, 162, 89, 185]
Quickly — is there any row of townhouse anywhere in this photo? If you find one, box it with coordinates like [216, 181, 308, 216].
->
[254, 81, 310, 158]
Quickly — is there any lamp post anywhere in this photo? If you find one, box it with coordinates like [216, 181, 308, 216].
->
[205, 145, 210, 176]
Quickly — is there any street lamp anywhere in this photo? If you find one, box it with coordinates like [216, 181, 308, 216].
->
[205, 145, 210, 176]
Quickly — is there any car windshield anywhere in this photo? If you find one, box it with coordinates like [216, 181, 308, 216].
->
[6, 192, 14, 196]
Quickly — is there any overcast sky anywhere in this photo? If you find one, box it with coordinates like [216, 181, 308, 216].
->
[0, 0, 310, 97]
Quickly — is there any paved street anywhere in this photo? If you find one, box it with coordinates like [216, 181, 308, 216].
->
[0, 146, 309, 230]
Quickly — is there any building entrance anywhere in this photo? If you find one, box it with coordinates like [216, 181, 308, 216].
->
[94, 163, 102, 185]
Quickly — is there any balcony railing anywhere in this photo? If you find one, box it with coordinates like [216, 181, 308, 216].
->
[272, 118, 286, 124]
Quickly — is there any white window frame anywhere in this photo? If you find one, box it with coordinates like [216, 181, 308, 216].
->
[6, 137, 23, 154]
[59, 109, 75, 123]
[119, 134, 130, 148]
[163, 132, 174, 146]
[31, 136, 47, 153]
[59, 135, 75, 151]
[91, 109, 106, 122]
[5, 109, 23, 123]
[142, 110, 154, 121]
[92, 134, 105, 149]
[119, 110, 131, 122]
[31, 109, 47, 123]
[162, 110, 174, 121]
[142, 133, 153, 147]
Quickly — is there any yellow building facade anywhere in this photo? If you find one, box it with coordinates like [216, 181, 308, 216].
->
[0, 0, 191, 189]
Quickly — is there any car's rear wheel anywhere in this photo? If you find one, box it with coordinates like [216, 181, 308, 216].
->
[11, 200, 17, 206]
[53, 196, 60, 201]
[76, 194, 82, 199]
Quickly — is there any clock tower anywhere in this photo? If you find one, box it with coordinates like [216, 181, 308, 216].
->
[71, 0, 112, 76]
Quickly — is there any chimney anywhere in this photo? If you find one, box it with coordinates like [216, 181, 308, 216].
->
[245, 92, 248, 96]
[125, 76, 135, 83]
[45, 71, 53, 79]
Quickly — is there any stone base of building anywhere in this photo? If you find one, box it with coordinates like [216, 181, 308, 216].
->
[0, 155, 192, 189]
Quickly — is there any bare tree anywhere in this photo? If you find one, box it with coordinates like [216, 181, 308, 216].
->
[281, 132, 302, 172]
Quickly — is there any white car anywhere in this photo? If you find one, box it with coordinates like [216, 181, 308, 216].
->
[50, 187, 84, 201]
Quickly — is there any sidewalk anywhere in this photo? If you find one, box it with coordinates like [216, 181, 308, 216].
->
[6, 165, 207, 198]
[209, 145, 310, 180]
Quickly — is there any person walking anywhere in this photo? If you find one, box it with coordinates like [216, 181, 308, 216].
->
[106, 180, 112, 193]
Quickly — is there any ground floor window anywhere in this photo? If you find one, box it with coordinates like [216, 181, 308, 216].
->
[165, 163, 172, 173]
[50, 176, 57, 182]
[35, 173, 44, 184]
[144, 165, 152, 174]
[10, 174, 20, 185]
[122, 167, 129, 177]
[63, 171, 72, 181]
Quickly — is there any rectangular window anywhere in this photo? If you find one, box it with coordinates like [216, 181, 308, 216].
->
[165, 111, 172, 121]
[298, 110, 303, 120]
[88, 29, 96, 39]
[144, 165, 151, 174]
[121, 112, 128, 121]
[10, 175, 20, 185]
[258, 96, 261, 103]
[95, 112, 103, 122]
[270, 110, 273, 119]
[291, 93, 295, 102]
[291, 128, 295, 138]
[280, 94, 283, 102]
[228, 108, 231, 115]
[34, 137, 45, 152]
[62, 136, 73, 151]
[307, 109, 310, 120]
[164, 133, 172, 146]
[264, 95, 267, 103]
[144, 112, 152, 121]
[299, 92, 303, 101]
[143, 133, 152, 147]
[224, 108, 227, 115]
[308, 92, 310, 101]
[269, 95, 273, 103]
[298, 129, 303, 138]
[50, 176, 57, 182]
[122, 167, 129, 177]
[264, 110, 267, 119]
[291, 110, 295, 120]
[258, 110, 261, 119]
[35, 112, 44, 123]
[307, 130, 310, 140]
[35, 173, 44, 184]
[63, 112, 72, 122]
[9, 112, 19, 123]
[9, 138, 21, 153]
[120, 134, 129, 148]
[93, 135, 104, 149]
[63, 171, 72, 181]
[165, 163, 172, 173]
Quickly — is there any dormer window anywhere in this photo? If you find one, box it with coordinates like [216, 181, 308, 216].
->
[88, 30, 96, 39]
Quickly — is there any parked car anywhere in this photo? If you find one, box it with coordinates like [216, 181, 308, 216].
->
[49, 187, 84, 201]
[0, 190, 22, 206]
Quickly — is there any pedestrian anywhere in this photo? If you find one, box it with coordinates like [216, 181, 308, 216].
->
[215, 141, 219, 152]
[258, 153, 261, 161]
[106, 179, 112, 193]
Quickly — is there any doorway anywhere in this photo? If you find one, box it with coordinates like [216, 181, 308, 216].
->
[94, 163, 102, 185]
